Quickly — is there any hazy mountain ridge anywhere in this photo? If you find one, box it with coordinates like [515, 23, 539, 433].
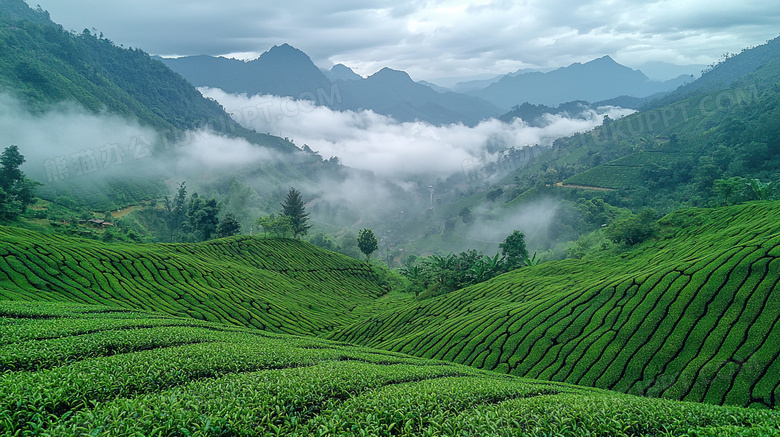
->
[321, 63, 362, 82]
[470, 55, 692, 109]
[163, 46, 697, 125]
[332, 67, 502, 125]
[162, 44, 334, 99]
[166, 46, 503, 126]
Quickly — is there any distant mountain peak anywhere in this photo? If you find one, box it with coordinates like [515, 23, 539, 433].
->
[264, 43, 309, 59]
[370, 67, 413, 82]
[332, 64, 362, 79]
[271, 43, 296, 51]
[256, 43, 319, 68]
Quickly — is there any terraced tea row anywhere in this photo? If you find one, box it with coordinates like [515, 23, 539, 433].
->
[0, 226, 402, 336]
[2, 301, 777, 436]
[333, 201, 780, 408]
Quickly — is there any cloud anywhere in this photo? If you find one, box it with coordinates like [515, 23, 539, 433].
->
[201, 87, 634, 179]
[166, 130, 281, 174]
[0, 94, 280, 189]
[31, 0, 780, 82]
[0, 95, 156, 181]
[466, 198, 562, 250]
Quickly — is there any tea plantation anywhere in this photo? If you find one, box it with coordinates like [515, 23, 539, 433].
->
[333, 201, 780, 409]
[0, 227, 404, 336]
[3, 202, 780, 434]
[2, 301, 778, 436]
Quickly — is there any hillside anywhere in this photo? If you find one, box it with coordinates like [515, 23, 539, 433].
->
[332, 201, 780, 408]
[464, 33, 780, 226]
[648, 35, 780, 109]
[0, 0, 293, 152]
[2, 301, 778, 436]
[557, 51, 780, 198]
[0, 226, 403, 336]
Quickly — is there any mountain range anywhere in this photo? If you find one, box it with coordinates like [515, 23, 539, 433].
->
[469, 55, 692, 108]
[163, 46, 692, 125]
[163, 45, 502, 126]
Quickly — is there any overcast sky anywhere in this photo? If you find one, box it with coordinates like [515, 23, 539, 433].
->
[29, 0, 780, 83]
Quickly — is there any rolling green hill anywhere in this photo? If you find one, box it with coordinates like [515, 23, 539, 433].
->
[0, 226, 405, 336]
[2, 301, 778, 436]
[332, 201, 780, 408]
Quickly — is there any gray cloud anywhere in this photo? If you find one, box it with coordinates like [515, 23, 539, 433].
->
[29, 0, 780, 82]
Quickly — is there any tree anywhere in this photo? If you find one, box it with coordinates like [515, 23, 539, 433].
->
[256, 214, 293, 238]
[309, 232, 336, 251]
[486, 187, 504, 202]
[0, 145, 39, 221]
[458, 207, 473, 224]
[184, 194, 220, 241]
[163, 181, 187, 242]
[714, 177, 745, 205]
[499, 230, 529, 271]
[281, 187, 311, 238]
[605, 209, 658, 246]
[217, 213, 241, 238]
[357, 228, 378, 261]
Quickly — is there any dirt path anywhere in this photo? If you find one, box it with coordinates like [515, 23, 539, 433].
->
[554, 183, 616, 192]
[111, 204, 148, 218]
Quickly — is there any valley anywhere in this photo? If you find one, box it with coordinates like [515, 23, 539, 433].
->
[1, 0, 780, 435]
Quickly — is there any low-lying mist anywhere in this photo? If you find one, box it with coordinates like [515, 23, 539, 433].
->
[0, 94, 282, 188]
[200, 87, 633, 255]
[201, 87, 634, 179]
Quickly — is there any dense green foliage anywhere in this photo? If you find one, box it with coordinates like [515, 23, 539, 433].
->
[2, 301, 778, 436]
[256, 213, 294, 238]
[217, 212, 241, 238]
[281, 187, 312, 238]
[335, 201, 780, 408]
[357, 228, 378, 261]
[604, 208, 659, 246]
[0, 145, 38, 220]
[401, 231, 530, 297]
[0, 226, 398, 336]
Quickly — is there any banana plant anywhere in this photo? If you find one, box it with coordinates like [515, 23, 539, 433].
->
[745, 178, 775, 201]
[524, 252, 540, 267]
